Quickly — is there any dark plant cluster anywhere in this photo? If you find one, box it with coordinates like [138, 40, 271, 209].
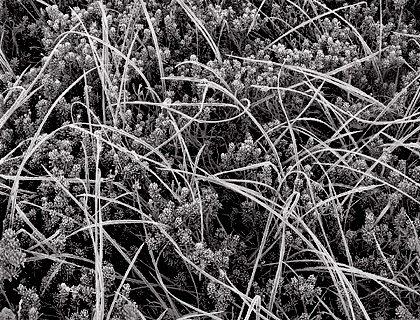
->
[1, 0, 420, 319]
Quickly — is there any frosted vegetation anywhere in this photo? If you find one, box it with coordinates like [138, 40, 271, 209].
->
[0, 0, 420, 319]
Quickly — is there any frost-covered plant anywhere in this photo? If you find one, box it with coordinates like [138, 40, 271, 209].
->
[16, 285, 40, 320]
[0, 229, 25, 283]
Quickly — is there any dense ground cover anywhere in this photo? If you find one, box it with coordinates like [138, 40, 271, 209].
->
[1, 0, 420, 319]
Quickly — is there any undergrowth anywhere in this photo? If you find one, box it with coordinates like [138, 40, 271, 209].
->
[0, 0, 420, 319]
